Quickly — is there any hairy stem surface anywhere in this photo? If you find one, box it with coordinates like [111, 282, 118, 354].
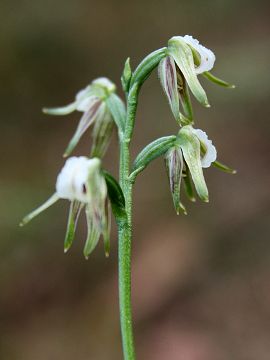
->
[118, 84, 139, 360]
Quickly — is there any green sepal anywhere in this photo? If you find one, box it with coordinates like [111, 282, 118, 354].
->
[183, 168, 196, 202]
[90, 109, 114, 158]
[130, 136, 177, 180]
[105, 93, 126, 135]
[42, 103, 77, 116]
[168, 37, 209, 107]
[20, 193, 59, 226]
[64, 201, 83, 253]
[165, 146, 187, 215]
[213, 160, 236, 174]
[176, 126, 209, 202]
[84, 205, 101, 259]
[103, 171, 126, 221]
[121, 57, 132, 93]
[203, 72, 235, 89]
[64, 101, 106, 157]
[158, 56, 181, 124]
[129, 47, 167, 89]
[177, 72, 194, 125]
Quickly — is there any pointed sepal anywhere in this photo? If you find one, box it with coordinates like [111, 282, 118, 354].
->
[64, 100, 105, 157]
[64, 201, 83, 253]
[20, 193, 59, 226]
[158, 56, 181, 124]
[213, 160, 236, 174]
[203, 72, 235, 89]
[43, 103, 77, 116]
[90, 109, 114, 158]
[183, 168, 196, 202]
[165, 146, 187, 215]
[84, 205, 101, 259]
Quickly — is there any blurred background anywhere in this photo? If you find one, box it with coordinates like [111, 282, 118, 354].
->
[1, 0, 270, 359]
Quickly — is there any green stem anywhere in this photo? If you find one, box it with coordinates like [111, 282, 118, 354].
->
[118, 84, 139, 360]
[117, 48, 166, 359]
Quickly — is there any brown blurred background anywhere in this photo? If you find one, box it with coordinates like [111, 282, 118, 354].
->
[1, 0, 270, 359]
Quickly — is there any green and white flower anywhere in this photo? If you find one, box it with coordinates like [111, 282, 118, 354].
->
[21, 156, 111, 258]
[43, 77, 126, 158]
[159, 35, 233, 126]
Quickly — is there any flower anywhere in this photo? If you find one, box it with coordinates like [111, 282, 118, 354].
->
[164, 125, 218, 213]
[20, 157, 111, 258]
[43, 77, 126, 158]
[159, 35, 233, 126]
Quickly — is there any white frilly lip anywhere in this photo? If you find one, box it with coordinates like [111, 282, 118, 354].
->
[182, 35, 215, 74]
[191, 128, 217, 168]
[56, 157, 100, 203]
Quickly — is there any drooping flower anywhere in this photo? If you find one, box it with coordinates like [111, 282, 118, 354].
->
[43, 77, 126, 158]
[20, 157, 111, 258]
[164, 125, 218, 213]
[159, 35, 234, 126]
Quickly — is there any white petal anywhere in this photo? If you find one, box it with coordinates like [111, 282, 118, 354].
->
[183, 35, 215, 74]
[191, 128, 217, 168]
[56, 157, 100, 203]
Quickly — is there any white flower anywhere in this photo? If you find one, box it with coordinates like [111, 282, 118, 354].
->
[43, 77, 124, 157]
[21, 156, 111, 258]
[191, 128, 217, 168]
[182, 35, 216, 74]
[56, 157, 101, 203]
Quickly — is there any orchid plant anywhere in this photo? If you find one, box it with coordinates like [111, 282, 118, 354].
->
[21, 35, 235, 359]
